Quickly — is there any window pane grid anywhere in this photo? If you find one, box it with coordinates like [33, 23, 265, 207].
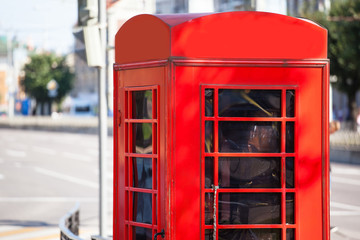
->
[124, 88, 159, 239]
[202, 86, 297, 240]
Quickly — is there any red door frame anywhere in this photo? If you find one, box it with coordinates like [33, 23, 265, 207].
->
[114, 63, 169, 240]
[170, 59, 329, 240]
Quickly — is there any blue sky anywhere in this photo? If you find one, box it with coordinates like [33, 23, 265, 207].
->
[0, 0, 77, 54]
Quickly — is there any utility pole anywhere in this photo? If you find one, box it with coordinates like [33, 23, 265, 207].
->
[98, 0, 108, 237]
[77, 0, 108, 236]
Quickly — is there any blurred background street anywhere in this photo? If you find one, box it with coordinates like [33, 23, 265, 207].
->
[330, 162, 360, 240]
[0, 128, 113, 239]
[0, 0, 360, 239]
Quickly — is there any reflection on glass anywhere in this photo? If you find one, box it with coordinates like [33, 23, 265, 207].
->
[153, 159, 157, 190]
[218, 89, 281, 117]
[287, 229, 295, 240]
[205, 89, 214, 117]
[286, 193, 295, 224]
[218, 157, 280, 188]
[132, 227, 152, 240]
[286, 90, 295, 117]
[205, 229, 214, 240]
[132, 123, 152, 154]
[155, 195, 158, 224]
[133, 192, 152, 224]
[205, 157, 214, 188]
[205, 193, 214, 225]
[219, 229, 281, 240]
[205, 121, 214, 152]
[286, 122, 295, 153]
[132, 90, 152, 119]
[218, 193, 281, 224]
[133, 158, 152, 189]
[219, 122, 281, 153]
[286, 157, 295, 188]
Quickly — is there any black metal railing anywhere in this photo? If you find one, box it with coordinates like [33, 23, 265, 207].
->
[59, 203, 83, 240]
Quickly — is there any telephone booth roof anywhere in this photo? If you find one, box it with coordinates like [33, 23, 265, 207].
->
[115, 11, 327, 64]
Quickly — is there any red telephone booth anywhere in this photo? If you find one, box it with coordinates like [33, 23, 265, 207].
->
[113, 12, 329, 240]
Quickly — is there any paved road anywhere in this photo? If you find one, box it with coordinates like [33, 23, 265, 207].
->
[0, 129, 113, 239]
[0, 128, 359, 239]
[331, 162, 360, 240]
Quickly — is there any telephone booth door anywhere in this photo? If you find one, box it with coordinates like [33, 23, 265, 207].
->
[173, 63, 329, 240]
[114, 66, 166, 240]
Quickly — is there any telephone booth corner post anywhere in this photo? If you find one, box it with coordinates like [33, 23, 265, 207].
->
[113, 12, 329, 240]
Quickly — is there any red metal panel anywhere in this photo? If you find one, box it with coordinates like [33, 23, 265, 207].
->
[115, 12, 327, 65]
[171, 12, 327, 60]
[113, 69, 119, 240]
[114, 66, 167, 240]
[115, 16, 170, 64]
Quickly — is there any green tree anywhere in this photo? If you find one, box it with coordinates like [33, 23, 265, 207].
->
[327, 0, 360, 123]
[22, 53, 74, 115]
[304, 0, 360, 124]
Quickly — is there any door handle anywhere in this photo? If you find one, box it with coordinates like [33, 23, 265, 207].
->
[153, 229, 165, 240]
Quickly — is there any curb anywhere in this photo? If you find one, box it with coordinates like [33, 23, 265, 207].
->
[0, 116, 114, 136]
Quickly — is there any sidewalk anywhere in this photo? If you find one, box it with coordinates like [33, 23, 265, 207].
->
[330, 147, 360, 165]
[0, 116, 113, 135]
[330, 129, 360, 164]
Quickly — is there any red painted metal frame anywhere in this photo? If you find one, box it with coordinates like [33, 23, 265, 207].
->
[113, 66, 119, 240]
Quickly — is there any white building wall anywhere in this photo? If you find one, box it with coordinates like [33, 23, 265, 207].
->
[256, 0, 287, 14]
[189, 0, 214, 13]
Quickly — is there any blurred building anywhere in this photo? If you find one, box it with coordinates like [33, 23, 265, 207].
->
[156, 0, 286, 14]
[288, 0, 331, 16]
[0, 35, 28, 116]
[72, 0, 155, 115]
[0, 66, 7, 114]
[0, 36, 9, 114]
[155, 0, 333, 15]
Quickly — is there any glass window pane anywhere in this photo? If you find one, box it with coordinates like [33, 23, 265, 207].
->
[219, 122, 281, 153]
[205, 229, 214, 240]
[132, 158, 152, 189]
[286, 90, 295, 117]
[205, 89, 214, 117]
[132, 227, 152, 240]
[132, 123, 152, 154]
[205, 157, 214, 188]
[218, 89, 281, 117]
[219, 229, 281, 240]
[287, 229, 295, 240]
[286, 193, 295, 224]
[286, 157, 295, 188]
[218, 157, 281, 188]
[205, 121, 214, 152]
[218, 193, 281, 224]
[286, 122, 295, 153]
[132, 90, 152, 119]
[205, 193, 214, 225]
[133, 192, 152, 224]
